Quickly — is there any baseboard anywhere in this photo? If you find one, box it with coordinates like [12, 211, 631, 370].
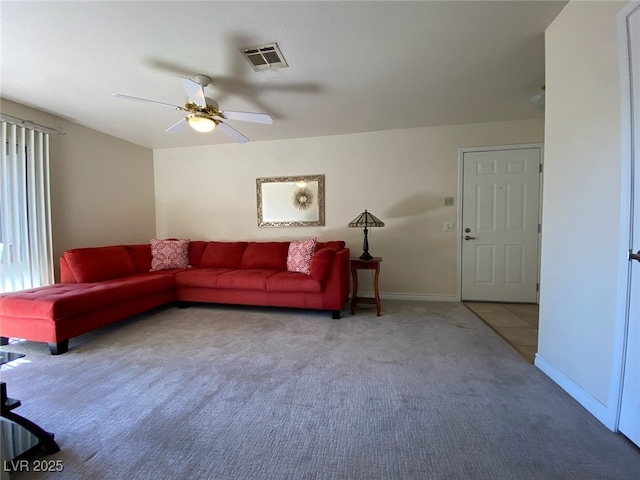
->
[534, 353, 615, 430]
[356, 291, 459, 302]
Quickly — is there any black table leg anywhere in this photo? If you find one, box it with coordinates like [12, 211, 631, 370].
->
[1, 410, 60, 454]
[1, 382, 60, 454]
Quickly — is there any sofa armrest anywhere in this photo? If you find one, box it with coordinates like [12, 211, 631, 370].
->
[321, 248, 350, 309]
[60, 255, 78, 283]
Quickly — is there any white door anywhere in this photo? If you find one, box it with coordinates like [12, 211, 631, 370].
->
[461, 146, 541, 302]
[619, 1, 640, 448]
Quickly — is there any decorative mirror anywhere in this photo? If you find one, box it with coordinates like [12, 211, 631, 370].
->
[256, 174, 325, 227]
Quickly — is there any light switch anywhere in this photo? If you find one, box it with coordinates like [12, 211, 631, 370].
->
[443, 222, 455, 232]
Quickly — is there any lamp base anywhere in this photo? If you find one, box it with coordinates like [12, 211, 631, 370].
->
[359, 228, 373, 260]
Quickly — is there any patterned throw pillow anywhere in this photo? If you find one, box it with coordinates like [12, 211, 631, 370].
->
[150, 238, 190, 271]
[286, 237, 317, 275]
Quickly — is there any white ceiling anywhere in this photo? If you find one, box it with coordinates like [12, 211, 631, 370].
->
[0, 1, 567, 149]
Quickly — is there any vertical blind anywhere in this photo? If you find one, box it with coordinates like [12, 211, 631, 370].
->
[0, 121, 54, 292]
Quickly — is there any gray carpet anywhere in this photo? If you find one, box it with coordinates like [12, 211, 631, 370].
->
[1, 300, 638, 479]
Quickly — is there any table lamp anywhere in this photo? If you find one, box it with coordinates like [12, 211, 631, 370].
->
[348, 209, 385, 260]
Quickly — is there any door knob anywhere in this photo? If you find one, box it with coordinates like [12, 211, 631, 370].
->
[464, 235, 478, 241]
[629, 250, 640, 262]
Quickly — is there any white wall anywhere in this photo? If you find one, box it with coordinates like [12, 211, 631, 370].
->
[537, 0, 628, 428]
[154, 119, 543, 298]
[1, 99, 156, 279]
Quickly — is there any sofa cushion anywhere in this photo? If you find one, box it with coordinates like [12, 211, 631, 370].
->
[0, 274, 175, 320]
[241, 242, 290, 270]
[200, 242, 248, 269]
[65, 245, 137, 283]
[316, 241, 345, 251]
[188, 241, 208, 267]
[286, 237, 317, 275]
[150, 239, 190, 271]
[267, 271, 322, 293]
[175, 268, 233, 288]
[125, 244, 152, 273]
[309, 248, 337, 283]
[216, 269, 278, 290]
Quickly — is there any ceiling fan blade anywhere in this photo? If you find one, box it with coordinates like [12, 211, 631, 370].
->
[220, 110, 273, 124]
[217, 121, 249, 143]
[112, 93, 182, 110]
[165, 118, 189, 134]
[180, 77, 206, 106]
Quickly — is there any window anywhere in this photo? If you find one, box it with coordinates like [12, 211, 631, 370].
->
[0, 121, 53, 292]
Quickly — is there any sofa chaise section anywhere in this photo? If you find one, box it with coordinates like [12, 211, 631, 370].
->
[0, 274, 175, 354]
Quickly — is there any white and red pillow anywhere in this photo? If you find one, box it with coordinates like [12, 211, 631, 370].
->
[286, 237, 317, 275]
[150, 238, 190, 271]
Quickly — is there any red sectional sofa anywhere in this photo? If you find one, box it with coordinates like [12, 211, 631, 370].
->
[0, 240, 350, 355]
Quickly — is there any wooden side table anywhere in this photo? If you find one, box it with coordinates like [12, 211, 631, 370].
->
[350, 257, 382, 316]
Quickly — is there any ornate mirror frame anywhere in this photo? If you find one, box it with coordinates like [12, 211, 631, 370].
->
[256, 174, 325, 227]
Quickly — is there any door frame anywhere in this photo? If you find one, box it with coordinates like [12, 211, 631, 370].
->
[456, 143, 544, 302]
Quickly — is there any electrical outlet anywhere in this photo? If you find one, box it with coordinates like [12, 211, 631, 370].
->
[443, 222, 455, 232]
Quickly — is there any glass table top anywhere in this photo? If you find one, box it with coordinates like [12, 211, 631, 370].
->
[0, 352, 25, 366]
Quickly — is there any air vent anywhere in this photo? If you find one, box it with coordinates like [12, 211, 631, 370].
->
[241, 43, 288, 71]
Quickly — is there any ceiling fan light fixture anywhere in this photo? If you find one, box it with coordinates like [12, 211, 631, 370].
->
[187, 113, 216, 133]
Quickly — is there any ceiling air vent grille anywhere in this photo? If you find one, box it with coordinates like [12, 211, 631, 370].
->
[241, 43, 288, 71]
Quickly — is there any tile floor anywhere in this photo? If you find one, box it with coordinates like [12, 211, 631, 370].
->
[463, 302, 539, 363]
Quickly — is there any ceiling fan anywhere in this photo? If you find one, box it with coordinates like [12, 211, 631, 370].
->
[113, 74, 273, 143]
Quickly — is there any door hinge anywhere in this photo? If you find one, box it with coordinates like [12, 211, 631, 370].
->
[539, 164, 543, 173]
[536, 283, 540, 292]
[538, 224, 541, 233]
